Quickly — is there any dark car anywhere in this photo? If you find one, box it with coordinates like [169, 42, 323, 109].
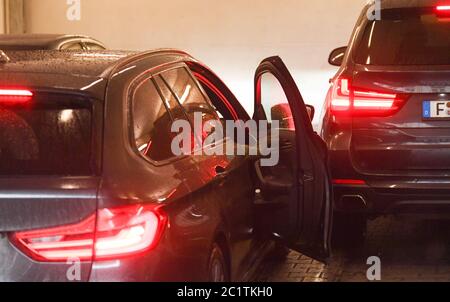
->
[0, 34, 106, 51]
[320, 0, 450, 244]
[0, 49, 331, 281]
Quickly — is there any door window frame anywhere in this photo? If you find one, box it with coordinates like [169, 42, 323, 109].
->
[154, 63, 227, 153]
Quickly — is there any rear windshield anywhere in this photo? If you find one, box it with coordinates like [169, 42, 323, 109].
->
[355, 8, 450, 65]
[0, 94, 94, 176]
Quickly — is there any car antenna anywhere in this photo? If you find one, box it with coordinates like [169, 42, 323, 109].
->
[0, 50, 10, 63]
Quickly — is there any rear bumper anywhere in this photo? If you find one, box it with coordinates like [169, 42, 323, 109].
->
[323, 125, 450, 217]
[334, 180, 450, 218]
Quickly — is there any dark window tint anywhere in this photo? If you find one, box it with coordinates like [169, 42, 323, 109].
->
[60, 42, 84, 50]
[132, 78, 174, 162]
[355, 9, 450, 65]
[0, 96, 93, 176]
[153, 75, 188, 122]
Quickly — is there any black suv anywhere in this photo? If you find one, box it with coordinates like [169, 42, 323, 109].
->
[321, 0, 450, 244]
[0, 49, 331, 281]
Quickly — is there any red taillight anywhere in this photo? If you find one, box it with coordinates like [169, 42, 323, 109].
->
[436, 5, 450, 18]
[332, 179, 367, 186]
[0, 89, 33, 103]
[329, 78, 406, 116]
[94, 205, 167, 260]
[11, 215, 96, 261]
[11, 204, 167, 262]
[436, 5, 450, 11]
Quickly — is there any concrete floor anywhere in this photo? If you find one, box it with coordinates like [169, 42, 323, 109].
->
[256, 216, 450, 282]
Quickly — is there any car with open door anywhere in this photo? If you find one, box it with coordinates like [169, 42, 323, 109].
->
[0, 49, 330, 282]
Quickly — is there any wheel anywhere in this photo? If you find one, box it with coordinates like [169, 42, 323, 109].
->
[266, 241, 290, 261]
[332, 212, 367, 251]
[208, 243, 229, 282]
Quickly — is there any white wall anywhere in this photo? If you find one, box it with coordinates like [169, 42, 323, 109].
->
[24, 0, 365, 122]
[0, 0, 5, 33]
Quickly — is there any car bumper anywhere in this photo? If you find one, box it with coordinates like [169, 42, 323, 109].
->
[88, 246, 209, 282]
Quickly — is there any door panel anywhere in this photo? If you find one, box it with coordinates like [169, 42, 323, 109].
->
[253, 56, 331, 261]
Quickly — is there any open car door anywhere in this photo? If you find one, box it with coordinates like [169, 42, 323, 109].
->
[253, 56, 332, 261]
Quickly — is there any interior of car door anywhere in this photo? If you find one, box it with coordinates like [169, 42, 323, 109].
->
[253, 56, 332, 262]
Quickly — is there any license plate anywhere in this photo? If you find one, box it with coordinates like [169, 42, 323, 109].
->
[423, 100, 450, 119]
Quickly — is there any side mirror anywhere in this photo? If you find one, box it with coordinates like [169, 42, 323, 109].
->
[328, 47, 347, 66]
[306, 105, 315, 121]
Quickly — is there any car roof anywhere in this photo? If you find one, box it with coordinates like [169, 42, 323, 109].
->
[0, 34, 104, 50]
[0, 49, 195, 99]
[376, 0, 444, 10]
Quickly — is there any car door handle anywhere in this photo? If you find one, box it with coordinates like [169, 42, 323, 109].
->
[279, 139, 293, 149]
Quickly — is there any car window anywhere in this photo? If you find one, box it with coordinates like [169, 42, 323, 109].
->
[260, 72, 295, 130]
[60, 42, 84, 50]
[153, 75, 190, 122]
[132, 78, 175, 162]
[159, 67, 220, 121]
[196, 78, 235, 121]
[85, 42, 106, 50]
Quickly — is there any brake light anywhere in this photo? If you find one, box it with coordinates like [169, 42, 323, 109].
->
[329, 78, 406, 116]
[10, 204, 167, 262]
[436, 5, 450, 18]
[0, 89, 33, 103]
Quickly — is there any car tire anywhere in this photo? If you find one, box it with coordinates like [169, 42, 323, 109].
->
[332, 212, 367, 250]
[208, 243, 229, 282]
